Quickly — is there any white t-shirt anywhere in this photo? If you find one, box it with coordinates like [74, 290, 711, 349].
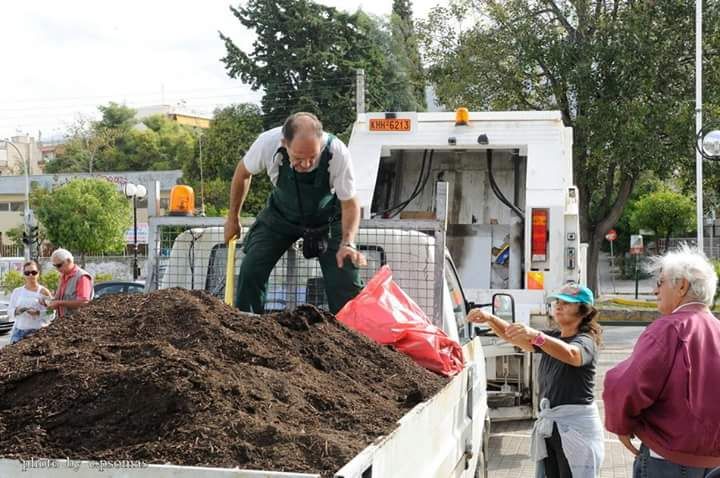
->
[8, 285, 52, 331]
[242, 127, 356, 201]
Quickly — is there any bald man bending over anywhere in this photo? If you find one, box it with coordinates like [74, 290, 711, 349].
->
[224, 112, 366, 314]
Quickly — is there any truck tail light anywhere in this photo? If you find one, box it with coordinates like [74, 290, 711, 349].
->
[531, 208, 548, 262]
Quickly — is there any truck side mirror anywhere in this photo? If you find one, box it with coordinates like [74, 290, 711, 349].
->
[492, 293, 516, 323]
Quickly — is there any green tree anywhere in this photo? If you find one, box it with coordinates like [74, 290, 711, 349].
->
[32, 179, 132, 264]
[220, 0, 422, 133]
[96, 102, 137, 129]
[182, 104, 270, 216]
[94, 115, 196, 172]
[0, 269, 60, 294]
[630, 189, 696, 254]
[198, 104, 263, 178]
[0, 270, 23, 294]
[420, 0, 720, 292]
[39, 270, 60, 293]
[45, 118, 119, 174]
[360, 12, 425, 113]
[5, 226, 24, 249]
[46, 104, 135, 174]
[48, 104, 198, 174]
[607, 175, 663, 256]
[391, 0, 426, 110]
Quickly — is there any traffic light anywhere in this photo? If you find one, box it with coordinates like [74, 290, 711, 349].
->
[22, 226, 39, 245]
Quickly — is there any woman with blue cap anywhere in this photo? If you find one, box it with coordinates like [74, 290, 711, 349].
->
[468, 283, 604, 477]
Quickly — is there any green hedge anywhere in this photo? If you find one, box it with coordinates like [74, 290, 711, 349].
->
[1, 269, 61, 294]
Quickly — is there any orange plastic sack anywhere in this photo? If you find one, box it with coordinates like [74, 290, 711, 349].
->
[336, 265, 465, 376]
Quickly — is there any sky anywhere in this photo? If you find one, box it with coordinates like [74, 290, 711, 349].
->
[0, 0, 441, 141]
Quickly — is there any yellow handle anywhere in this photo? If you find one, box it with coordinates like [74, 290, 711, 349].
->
[224, 236, 237, 306]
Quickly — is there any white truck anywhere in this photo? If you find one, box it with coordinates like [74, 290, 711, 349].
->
[155, 109, 582, 422]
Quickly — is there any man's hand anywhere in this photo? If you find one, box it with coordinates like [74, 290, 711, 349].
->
[467, 308, 493, 324]
[336, 245, 367, 268]
[618, 434, 640, 456]
[224, 218, 241, 244]
[44, 299, 60, 310]
[505, 323, 540, 344]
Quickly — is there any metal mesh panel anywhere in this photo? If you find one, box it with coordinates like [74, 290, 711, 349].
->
[147, 183, 450, 324]
[148, 218, 442, 319]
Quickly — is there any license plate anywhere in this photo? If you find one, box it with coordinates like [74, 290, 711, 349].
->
[369, 118, 411, 132]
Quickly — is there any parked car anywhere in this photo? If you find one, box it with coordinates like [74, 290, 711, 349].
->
[93, 281, 144, 299]
[0, 300, 12, 336]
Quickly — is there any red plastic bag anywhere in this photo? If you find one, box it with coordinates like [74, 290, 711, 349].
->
[336, 265, 465, 377]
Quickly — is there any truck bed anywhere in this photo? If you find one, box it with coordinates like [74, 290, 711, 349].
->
[0, 340, 487, 478]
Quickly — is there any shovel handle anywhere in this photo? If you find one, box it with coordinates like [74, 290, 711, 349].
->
[224, 235, 238, 306]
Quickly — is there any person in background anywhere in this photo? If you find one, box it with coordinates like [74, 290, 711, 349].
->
[603, 245, 720, 477]
[468, 283, 604, 478]
[43, 248, 93, 318]
[7, 260, 52, 343]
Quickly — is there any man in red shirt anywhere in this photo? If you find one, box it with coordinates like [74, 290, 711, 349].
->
[44, 248, 93, 318]
[603, 245, 720, 477]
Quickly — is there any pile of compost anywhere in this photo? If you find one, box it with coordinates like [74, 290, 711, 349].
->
[0, 289, 447, 476]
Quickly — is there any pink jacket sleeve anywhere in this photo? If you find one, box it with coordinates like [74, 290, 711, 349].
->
[602, 323, 678, 435]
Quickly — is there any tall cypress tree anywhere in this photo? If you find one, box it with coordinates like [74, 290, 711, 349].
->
[391, 0, 426, 110]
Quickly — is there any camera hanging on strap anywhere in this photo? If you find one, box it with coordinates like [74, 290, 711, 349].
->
[294, 169, 330, 259]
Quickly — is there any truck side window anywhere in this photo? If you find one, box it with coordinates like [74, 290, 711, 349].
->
[206, 242, 389, 312]
[444, 258, 469, 344]
[206, 244, 229, 298]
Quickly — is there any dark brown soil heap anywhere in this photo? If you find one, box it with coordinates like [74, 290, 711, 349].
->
[0, 289, 447, 476]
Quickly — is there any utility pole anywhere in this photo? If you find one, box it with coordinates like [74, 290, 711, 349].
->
[696, 0, 704, 251]
[356, 69, 365, 116]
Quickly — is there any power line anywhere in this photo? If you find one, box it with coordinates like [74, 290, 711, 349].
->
[0, 76, 358, 106]
[0, 83, 356, 120]
[0, 83, 364, 133]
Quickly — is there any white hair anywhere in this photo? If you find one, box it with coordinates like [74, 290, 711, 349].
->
[51, 248, 74, 264]
[645, 244, 718, 305]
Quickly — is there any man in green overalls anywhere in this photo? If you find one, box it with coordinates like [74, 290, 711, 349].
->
[224, 112, 366, 314]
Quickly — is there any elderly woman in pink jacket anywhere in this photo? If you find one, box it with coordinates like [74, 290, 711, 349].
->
[603, 245, 720, 477]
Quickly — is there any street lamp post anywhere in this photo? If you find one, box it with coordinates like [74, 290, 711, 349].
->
[694, 124, 720, 256]
[696, 0, 703, 251]
[124, 183, 147, 281]
[2, 139, 32, 260]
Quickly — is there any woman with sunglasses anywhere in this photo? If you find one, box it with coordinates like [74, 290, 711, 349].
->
[7, 259, 52, 344]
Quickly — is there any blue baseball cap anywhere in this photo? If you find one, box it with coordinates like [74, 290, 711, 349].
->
[547, 283, 594, 306]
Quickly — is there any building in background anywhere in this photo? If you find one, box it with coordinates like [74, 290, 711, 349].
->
[135, 105, 211, 129]
[0, 170, 182, 254]
[0, 135, 44, 176]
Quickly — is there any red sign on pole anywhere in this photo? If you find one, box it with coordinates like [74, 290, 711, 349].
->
[605, 229, 618, 242]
